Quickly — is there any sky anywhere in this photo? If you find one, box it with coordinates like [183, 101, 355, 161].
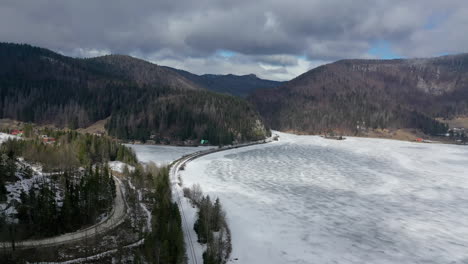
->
[1, 0, 467, 81]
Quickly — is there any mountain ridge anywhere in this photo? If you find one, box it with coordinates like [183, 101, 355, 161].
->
[0, 43, 269, 145]
[87, 54, 204, 90]
[250, 53, 468, 136]
[164, 66, 283, 97]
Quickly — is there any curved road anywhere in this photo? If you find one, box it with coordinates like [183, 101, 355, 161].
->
[170, 137, 275, 264]
[0, 136, 273, 254]
[0, 176, 127, 250]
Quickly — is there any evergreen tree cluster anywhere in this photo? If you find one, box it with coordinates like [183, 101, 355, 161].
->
[106, 90, 268, 145]
[1, 131, 137, 171]
[12, 166, 115, 239]
[0, 152, 16, 201]
[194, 197, 223, 244]
[140, 167, 185, 264]
[184, 185, 231, 264]
[194, 196, 231, 264]
[410, 110, 449, 135]
[0, 129, 133, 240]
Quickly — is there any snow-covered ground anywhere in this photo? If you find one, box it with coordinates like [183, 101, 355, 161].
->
[0, 160, 63, 223]
[108, 161, 135, 173]
[0, 132, 18, 143]
[1, 132, 63, 222]
[128, 144, 214, 166]
[179, 132, 468, 264]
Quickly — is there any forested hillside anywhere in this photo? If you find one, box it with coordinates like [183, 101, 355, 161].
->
[251, 54, 468, 135]
[0, 131, 136, 240]
[106, 90, 268, 145]
[0, 43, 268, 144]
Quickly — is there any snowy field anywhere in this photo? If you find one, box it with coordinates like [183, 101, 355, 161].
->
[0, 132, 17, 143]
[128, 144, 214, 166]
[179, 132, 468, 264]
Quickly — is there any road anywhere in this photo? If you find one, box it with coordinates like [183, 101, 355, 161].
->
[0, 136, 273, 254]
[0, 176, 127, 250]
[169, 136, 275, 264]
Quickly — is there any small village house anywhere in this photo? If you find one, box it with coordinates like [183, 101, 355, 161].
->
[10, 129, 24, 137]
[41, 135, 56, 144]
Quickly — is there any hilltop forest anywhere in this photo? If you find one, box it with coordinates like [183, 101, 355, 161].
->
[0, 43, 268, 145]
[251, 55, 468, 135]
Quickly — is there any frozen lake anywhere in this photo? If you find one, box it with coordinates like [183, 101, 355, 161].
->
[180, 132, 468, 264]
[128, 144, 213, 166]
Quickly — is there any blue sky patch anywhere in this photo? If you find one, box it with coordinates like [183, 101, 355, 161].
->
[369, 40, 401, 59]
[216, 49, 237, 58]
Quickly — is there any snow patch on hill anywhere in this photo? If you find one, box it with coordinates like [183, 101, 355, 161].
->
[108, 161, 135, 173]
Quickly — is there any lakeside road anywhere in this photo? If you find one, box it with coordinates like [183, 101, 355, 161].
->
[169, 137, 275, 264]
[0, 176, 127, 250]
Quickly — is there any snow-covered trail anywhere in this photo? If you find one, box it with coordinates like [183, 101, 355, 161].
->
[0, 176, 127, 250]
[181, 132, 468, 264]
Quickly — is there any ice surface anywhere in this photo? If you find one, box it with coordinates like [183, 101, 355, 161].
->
[128, 144, 214, 166]
[178, 132, 468, 264]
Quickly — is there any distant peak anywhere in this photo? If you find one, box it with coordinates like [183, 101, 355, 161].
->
[226, 73, 258, 78]
[244, 73, 258, 78]
[96, 54, 130, 59]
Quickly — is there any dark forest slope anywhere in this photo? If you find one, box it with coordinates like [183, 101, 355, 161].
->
[250, 54, 468, 135]
[0, 43, 268, 144]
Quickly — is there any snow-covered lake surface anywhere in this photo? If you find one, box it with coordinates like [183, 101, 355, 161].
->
[180, 132, 468, 264]
[128, 144, 214, 166]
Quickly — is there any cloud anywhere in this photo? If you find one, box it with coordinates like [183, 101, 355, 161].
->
[145, 51, 322, 81]
[0, 0, 467, 80]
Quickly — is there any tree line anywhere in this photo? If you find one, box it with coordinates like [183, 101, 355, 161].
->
[131, 166, 186, 264]
[0, 130, 137, 171]
[184, 184, 231, 264]
[0, 129, 135, 241]
[249, 58, 465, 136]
[252, 86, 450, 136]
[106, 90, 268, 145]
[0, 150, 16, 202]
[0, 43, 268, 145]
[12, 166, 115, 240]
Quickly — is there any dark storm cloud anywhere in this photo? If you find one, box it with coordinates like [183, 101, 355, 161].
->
[1, 0, 467, 80]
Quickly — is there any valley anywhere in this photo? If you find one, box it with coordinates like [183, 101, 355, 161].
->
[0, 41, 467, 264]
[3, 1, 468, 263]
